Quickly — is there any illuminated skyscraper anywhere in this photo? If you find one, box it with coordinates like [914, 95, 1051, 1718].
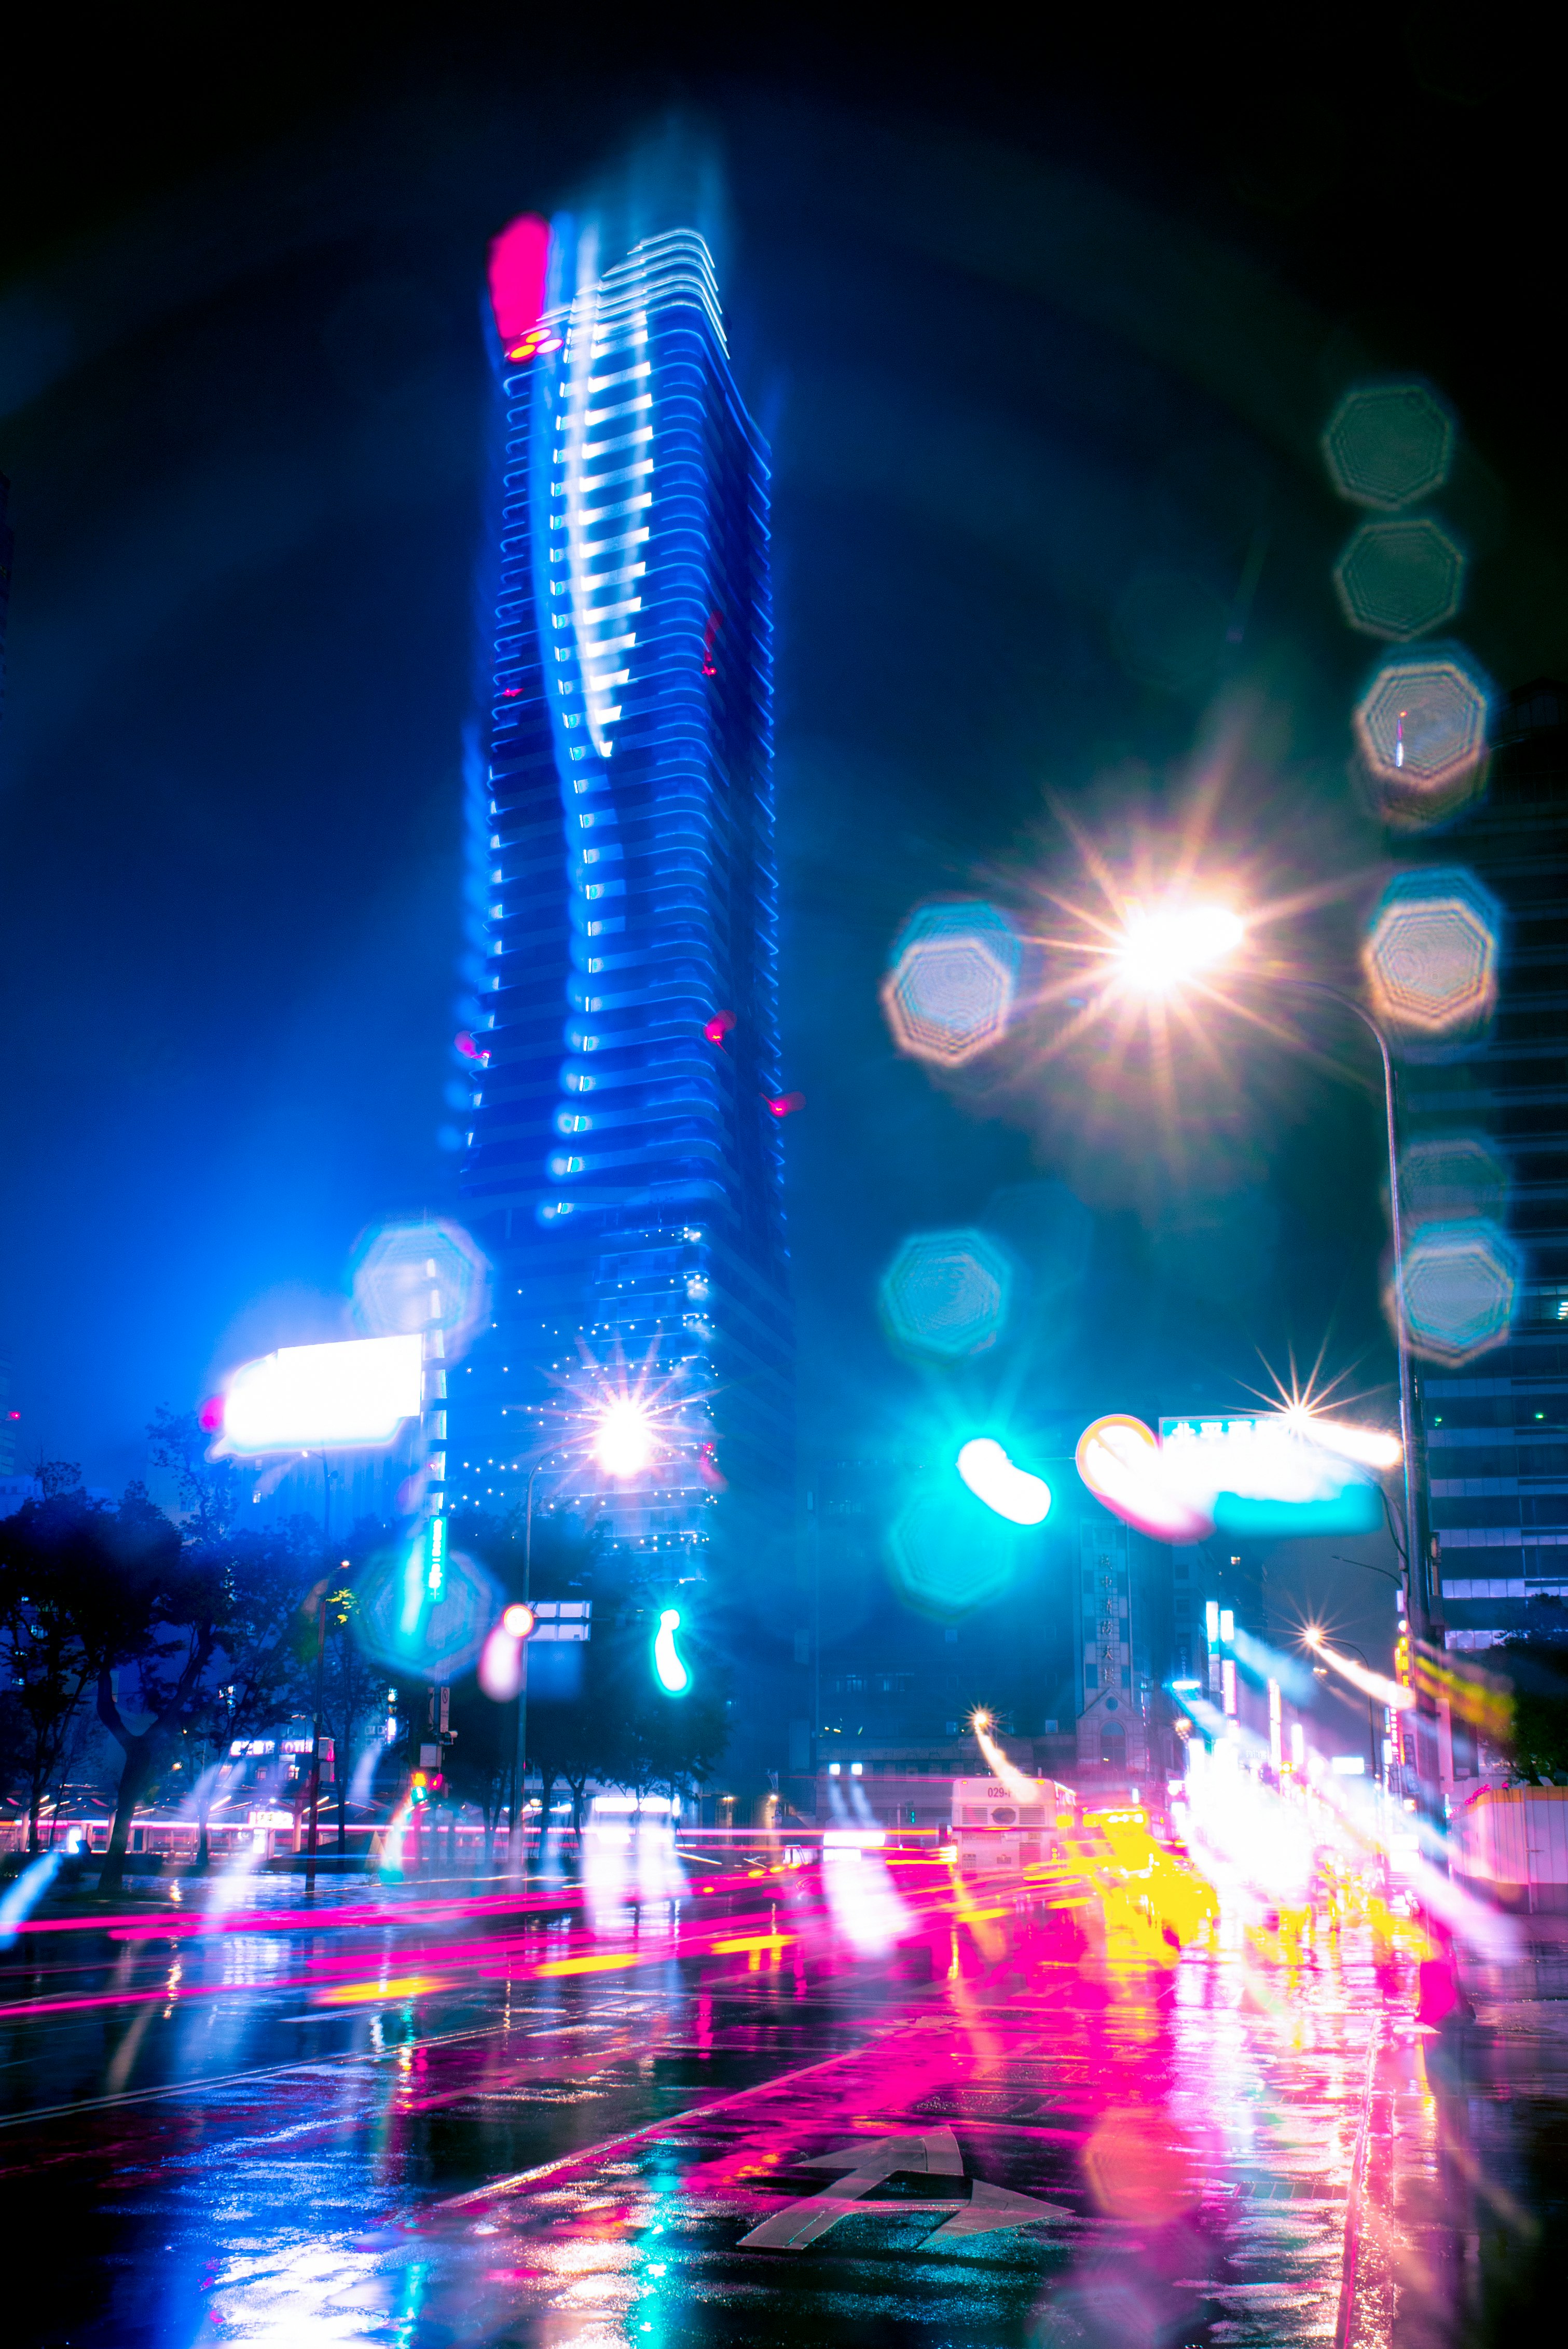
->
[453, 205, 793, 1727]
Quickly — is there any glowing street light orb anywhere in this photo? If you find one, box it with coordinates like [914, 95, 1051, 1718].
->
[1363, 867, 1501, 1040]
[881, 901, 1022, 1066]
[653, 1608, 690, 1696]
[1398, 1217, 1519, 1365]
[879, 1230, 1014, 1362]
[593, 1397, 658, 1478]
[1353, 650, 1491, 800]
[956, 1437, 1052, 1526]
[1075, 1414, 1213, 1542]
[1114, 901, 1245, 997]
[502, 1602, 535, 1638]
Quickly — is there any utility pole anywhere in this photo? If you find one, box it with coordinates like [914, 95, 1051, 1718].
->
[511, 1459, 544, 1875]
[305, 1455, 335, 1900]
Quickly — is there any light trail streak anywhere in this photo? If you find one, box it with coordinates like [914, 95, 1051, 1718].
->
[1308, 1635, 1414, 1712]
[969, 1712, 1042, 1803]
[0, 1872, 919, 2025]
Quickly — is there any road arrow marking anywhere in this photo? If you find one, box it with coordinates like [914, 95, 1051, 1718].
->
[738, 2125, 1071, 2252]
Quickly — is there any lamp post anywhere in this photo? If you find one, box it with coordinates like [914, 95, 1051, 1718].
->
[1270, 979, 1423, 1634]
[508, 1456, 552, 1875]
[304, 1452, 337, 1899]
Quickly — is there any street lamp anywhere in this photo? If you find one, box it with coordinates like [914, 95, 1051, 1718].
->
[592, 1396, 658, 1477]
[1114, 901, 1247, 995]
[1107, 910, 1423, 1632]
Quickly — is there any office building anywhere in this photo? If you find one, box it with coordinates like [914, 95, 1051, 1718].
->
[1402, 684, 1568, 1652]
[453, 202, 793, 1800]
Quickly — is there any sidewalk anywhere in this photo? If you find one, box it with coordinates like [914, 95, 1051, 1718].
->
[1344, 1942, 1568, 2347]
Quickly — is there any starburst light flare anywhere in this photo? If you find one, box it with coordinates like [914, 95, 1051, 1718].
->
[592, 1395, 659, 1478]
[1114, 901, 1245, 997]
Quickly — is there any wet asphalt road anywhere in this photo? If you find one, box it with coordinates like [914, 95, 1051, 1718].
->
[0, 1864, 1557, 2348]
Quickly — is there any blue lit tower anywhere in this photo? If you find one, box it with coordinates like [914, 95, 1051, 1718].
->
[454, 203, 793, 1755]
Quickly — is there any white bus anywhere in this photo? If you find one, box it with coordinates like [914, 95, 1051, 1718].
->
[950, 1776, 1076, 1876]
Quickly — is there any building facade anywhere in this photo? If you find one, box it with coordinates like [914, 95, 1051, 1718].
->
[452, 210, 793, 1797]
[1405, 686, 1568, 1651]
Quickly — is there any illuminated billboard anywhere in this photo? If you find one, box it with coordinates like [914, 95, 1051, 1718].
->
[217, 1335, 424, 1456]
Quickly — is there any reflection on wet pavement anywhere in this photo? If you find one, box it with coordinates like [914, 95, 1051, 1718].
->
[1, 1889, 1468, 2348]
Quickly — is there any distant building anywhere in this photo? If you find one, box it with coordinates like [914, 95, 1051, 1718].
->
[453, 197, 793, 1808]
[1404, 685, 1568, 1652]
[804, 1449, 1180, 1809]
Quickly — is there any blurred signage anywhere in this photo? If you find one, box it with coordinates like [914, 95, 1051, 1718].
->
[1158, 1413, 1382, 1536]
[531, 1600, 592, 1642]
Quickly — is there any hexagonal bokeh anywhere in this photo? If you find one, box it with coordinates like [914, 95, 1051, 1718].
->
[879, 1229, 1014, 1361]
[1363, 867, 1500, 1041]
[882, 902, 1021, 1066]
[1322, 380, 1455, 511]
[1353, 649, 1491, 804]
[1398, 1218, 1520, 1365]
[354, 1534, 500, 1681]
[1399, 1135, 1510, 1233]
[1333, 517, 1465, 641]
[887, 1485, 1024, 1617]
[351, 1218, 491, 1359]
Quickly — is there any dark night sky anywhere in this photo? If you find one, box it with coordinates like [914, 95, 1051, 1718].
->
[1, 3, 1561, 1686]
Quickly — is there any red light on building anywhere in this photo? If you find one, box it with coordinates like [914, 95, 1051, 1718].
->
[487, 214, 552, 358]
[697, 1441, 727, 1493]
[704, 1010, 736, 1046]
